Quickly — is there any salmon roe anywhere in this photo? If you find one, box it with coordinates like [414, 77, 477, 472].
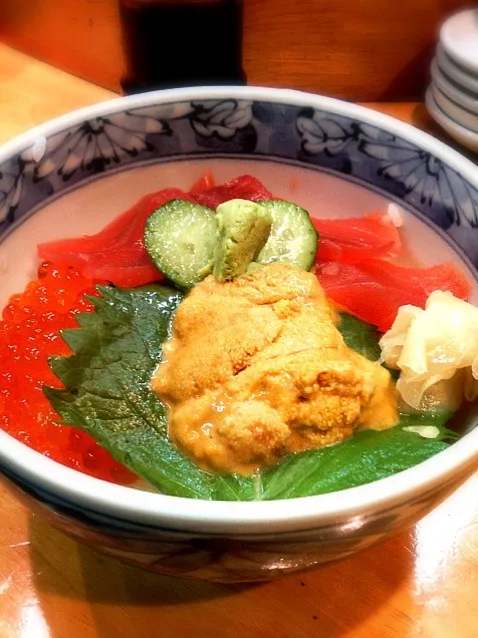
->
[0, 262, 136, 485]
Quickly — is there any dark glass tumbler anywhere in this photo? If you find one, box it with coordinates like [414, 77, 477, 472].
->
[118, 0, 246, 94]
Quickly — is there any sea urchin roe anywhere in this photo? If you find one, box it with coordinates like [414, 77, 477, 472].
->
[153, 263, 398, 475]
[0, 262, 136, 485]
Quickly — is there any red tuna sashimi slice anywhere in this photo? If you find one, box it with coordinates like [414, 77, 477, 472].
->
[317, 260, 471, 332]
[38, 188, 196, 262]
[192, 174, 274, 209]
[189, 170, 216, 194]
[312, 213, 401, 263]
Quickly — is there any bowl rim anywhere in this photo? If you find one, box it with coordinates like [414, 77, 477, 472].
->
[436, 43, 478, 94]
[426, 86, 478, 150]
[439, 8, 478, 75]
[431, 83, 478, 133]
[1, 85, 478, 535]
[431, 58, 478, 112]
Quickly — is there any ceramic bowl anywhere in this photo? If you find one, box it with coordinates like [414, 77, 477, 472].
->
[440, 9, 478, 75]
[431, 59, 478, 114]
[1, 87, 478, 583]
[426, 86, 478, 153]
[436, 44, 478, 95]
[431, 83, 478, 133]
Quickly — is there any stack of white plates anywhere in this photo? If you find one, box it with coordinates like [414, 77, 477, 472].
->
[426, 9, 478, 152]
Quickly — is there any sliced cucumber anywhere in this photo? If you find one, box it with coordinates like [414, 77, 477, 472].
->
[144, 199, 218, 289]
[255, 200, 318, 271]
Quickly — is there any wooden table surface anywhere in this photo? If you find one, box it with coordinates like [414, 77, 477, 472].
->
[0, 44, 477, 638]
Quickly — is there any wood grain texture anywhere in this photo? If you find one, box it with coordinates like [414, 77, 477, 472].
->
[0, 45, 477, 638]
[0, 46, 114, 145]
[1, 474, 478, 638]
[0, 0, 123, 92]
[0, 0, 472, 100]
[241, 0, 467, 100]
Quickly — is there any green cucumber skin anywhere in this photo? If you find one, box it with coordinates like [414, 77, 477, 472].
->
[144, 199, 218, 289]
[144, 197, 318, 290]
[256, 200, 319, 271]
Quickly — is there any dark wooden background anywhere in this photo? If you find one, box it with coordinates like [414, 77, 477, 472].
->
[0, 1, 472, 100]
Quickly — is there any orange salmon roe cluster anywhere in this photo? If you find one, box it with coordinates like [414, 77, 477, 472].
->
[0, 262, 136, 485]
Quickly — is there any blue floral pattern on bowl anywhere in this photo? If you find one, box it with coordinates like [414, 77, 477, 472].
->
[1, 98, 477, 265]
